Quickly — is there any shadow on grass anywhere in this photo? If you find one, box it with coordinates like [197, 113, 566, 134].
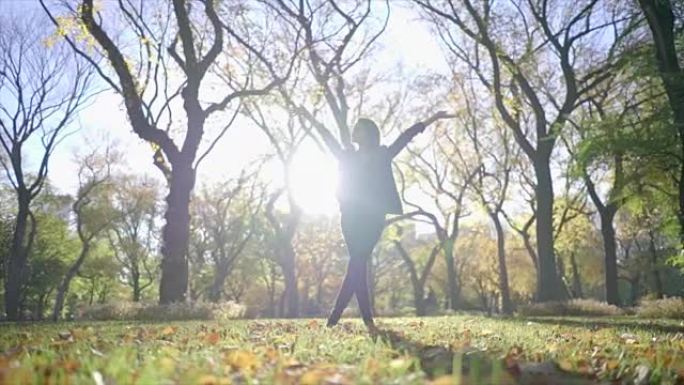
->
[368, 328, 602, 384]
[515, 317, 684, 334]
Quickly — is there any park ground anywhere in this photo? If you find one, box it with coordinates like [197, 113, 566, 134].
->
[0, 315, 683, 385]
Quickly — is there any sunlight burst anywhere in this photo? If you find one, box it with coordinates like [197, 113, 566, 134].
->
[289, 143, 339, 216]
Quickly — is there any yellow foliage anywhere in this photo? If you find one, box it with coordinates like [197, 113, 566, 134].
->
[224, 350, 260, 373]
[196, 374, 231, 385]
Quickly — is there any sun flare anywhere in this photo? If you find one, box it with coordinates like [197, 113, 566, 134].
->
[289, 143, 340, 216]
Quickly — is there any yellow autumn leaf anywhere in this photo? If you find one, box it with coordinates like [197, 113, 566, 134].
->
[300, 369, 325, 385]
[429, 375, 457, 385]
[389, 357, 412, 371]
[197, 374, 231, 385]
[605, 359, 620, 371]
[557, 359, 573, 372]
[225, 350, 260, 373]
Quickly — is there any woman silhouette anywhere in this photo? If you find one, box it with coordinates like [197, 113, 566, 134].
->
[317, 111, 454, 331]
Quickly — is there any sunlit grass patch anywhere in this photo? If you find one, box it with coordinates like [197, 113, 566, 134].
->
[0, 316, 682, 384]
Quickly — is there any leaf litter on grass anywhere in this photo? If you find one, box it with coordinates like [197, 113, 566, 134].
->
[0, 316, 682, 384]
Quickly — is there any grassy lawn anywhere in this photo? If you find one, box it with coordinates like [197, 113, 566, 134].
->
[0, 315, 682, 384]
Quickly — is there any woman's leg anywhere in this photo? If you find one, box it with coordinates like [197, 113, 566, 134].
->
[327, 257, 362, 326]
[328, 210, 384, 327]
[354, 260, 373, 324]
[353, 217, 385, 326]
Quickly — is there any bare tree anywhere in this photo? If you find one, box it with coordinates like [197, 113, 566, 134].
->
[242, 97, 310, 317]
[0, 12, 95, 320]
[391, 225, 440, 316]
[52, 145, 118, 320]
[193, 172, 264, 303]
[41, 0, 298, 303]
[416, 0, 639, 301]
[109, 175, 161, 302]
[294, 215, 345, 316]
[269, 0, 390, 152]
[459, 87, 517, 314]
[392, 107, 481, 310]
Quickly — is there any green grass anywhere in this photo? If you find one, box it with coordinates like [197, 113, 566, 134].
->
[0, 315, 682, 384]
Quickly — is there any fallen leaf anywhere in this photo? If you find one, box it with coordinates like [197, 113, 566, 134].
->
[323, 372, 350, 385]
[60, 359, 80, 373]
[90, 347, 105, 357]
[429, 375, 456, 385]
[620, 333, 638, 344]
[307, 320, 321, 329]
[205, 332, 220, 345]
[57, 331, 73, 341]
[197, 374, 231, 385]
[300, 369, 324, 385]
[634, 364, 650, 385]
[389, 357, 412, 371]
[224, 350, 259, 373]
[92, 371, 105, 385]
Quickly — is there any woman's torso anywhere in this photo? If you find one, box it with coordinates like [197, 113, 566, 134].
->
[336, 146, 402, 215]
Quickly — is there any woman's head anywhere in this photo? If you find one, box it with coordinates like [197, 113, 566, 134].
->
[352, 118, 380, 147]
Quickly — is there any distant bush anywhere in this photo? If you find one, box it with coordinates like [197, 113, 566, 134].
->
[518, 299, 623, 317]
[77, 301, 246, 321]
[636, 297, 684, 319]
[134, 302, 215, 321]
[213, 301, 247, 320]
[78, 302, 143, 321]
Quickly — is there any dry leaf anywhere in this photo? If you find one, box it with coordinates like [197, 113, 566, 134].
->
[429, 375, 456, 385]
[224, 350, 260, 373]
[161, 326, 177, 337]
[205, 332, 220, 345]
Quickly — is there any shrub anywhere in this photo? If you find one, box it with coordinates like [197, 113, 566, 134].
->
[77, 302, 143, 321]
[518, 299, 623, 317]
[213, 301, 247, 320]
[134, 302, 215, 321]
[636, 297, 684, 319]
[77, 301, 246, 321]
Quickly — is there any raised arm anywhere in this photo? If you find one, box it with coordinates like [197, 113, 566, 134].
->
[387, 122, 426, 158]
[388, 111, 455, 158]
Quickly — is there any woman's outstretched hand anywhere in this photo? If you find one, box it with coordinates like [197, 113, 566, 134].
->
[424, 111, 456, 127]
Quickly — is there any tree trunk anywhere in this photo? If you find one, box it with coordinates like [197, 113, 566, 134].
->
[52, 244, 90, 321]
[209, 260, 230, 303]
[570, 252, 583, 299]
[98, 283, 109, 304]
[491, 212, 512, 314]
[132, 271, 141, 302]
[600, 209, 620, 305]
[394, 240, 426, 316]
[443, 240, 459, 310]
[265, 189, 300, 318]
[280, 243, 299, 318]
[534, 160, 564, 301]
[630, 273, 641, 305]
[5, 193, 32, 321]
[159, 164, 194, 304]
[648, 230, 664, 299]
[414, 286, 426, 316]
[521, 232, 539, 290]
